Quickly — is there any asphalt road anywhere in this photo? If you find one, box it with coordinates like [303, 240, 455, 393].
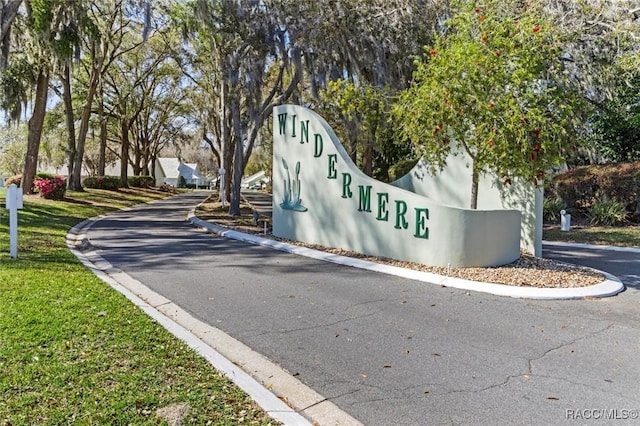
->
[86, 192, 640, 426]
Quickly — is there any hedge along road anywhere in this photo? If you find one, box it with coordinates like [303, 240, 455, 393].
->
[83, 191, 640, 426]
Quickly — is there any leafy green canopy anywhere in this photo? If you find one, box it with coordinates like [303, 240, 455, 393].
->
[318, 79, 410, 181]
[395, 0, 586, 208]
[591, 75, 640, 162]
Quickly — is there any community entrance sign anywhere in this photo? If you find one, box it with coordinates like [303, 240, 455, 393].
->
[272, 105, 524, 268]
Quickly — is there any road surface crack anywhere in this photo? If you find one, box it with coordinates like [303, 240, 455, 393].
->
[277, 311, 381, 334]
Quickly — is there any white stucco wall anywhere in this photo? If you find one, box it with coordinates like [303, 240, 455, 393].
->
[391, 158, 542, 256]
[272, 105, 522, 267]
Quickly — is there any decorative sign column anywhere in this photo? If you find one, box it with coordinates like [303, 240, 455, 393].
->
[6, 184, 24, 259]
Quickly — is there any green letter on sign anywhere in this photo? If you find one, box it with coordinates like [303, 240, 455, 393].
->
[327, 154, 337, 179]
[278, 113, 287, 135]
[314, 134, 323, 157]
[394, 200, 408, 229]
[377, 193, 389, 221]
[291, 115, 297, 137]
[342, 173, 352, 198]
[300, 120, 309, 143]
[358, 185, 372, 212]
[414, 208, 429, 239]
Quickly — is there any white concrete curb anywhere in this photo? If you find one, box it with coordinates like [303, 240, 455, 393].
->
[67, 219, 361, 426]
[189, 213, 625, 300]
[543, 240, 640, 254]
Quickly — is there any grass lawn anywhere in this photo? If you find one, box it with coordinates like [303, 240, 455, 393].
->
[0, 187, 275, 425]
[543, 224, 640, 248]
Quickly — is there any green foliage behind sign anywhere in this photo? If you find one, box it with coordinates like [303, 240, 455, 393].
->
[395, 0, 586, 209]
[591, 76, 640, 162]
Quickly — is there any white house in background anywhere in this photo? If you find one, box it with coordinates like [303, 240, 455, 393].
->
[155, 157, 208, 187]
[241, 170, 269, 189]
[39, 162, 135, 178]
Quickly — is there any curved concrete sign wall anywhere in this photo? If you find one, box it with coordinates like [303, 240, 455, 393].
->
[272, 105, 521, 267]
[392, 159, 543, 257]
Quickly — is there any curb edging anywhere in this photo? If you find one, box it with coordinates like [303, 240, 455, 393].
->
[66, 217, 361, 426]
[188, 213, 624, 300]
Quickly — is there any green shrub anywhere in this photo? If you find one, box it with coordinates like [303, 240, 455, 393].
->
[551, 166, 598, 212]
[589, 197, 628, 226]
[35, 171, 56, 180]
[543, 197, 566, 223]
[127, 175, 155, 187]
[83, 175, 121, 190]
[552, 162, 640, 218]
[388, 158, 419, 182]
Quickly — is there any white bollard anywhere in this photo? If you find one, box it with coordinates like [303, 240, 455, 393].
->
[6, 184, 24, 258]
[218, 167, 226, 207]
[560, 209, 571, 232]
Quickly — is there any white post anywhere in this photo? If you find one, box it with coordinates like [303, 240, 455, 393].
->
[6, 184, 24, 259]
[560, 209, 571, 232]
[218, 167, 226, 208]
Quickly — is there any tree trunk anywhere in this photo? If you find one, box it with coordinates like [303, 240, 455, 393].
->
[470, 163, 479, 210]
[62, 63, 76, 186]
[363, 136, 373, 176]
[120, 117, 130, 188]
[363, 116, 377, 177]
[229, 95, 243, 216]
[0, 0, 21, 71]
[132, 163, 141, 176]
[21, 68, 49, 194]
[348, 127, 358, 164]
[218, 76, 230, 203]
[0, 27, 9, 70]
[242, 122, 257, 168]
[69, 66, 100, 190]
[98, 79, 107, 176]
[203, 132, 221, 168]
[150, 156, 157, 184]
[141, 136, 151, 176]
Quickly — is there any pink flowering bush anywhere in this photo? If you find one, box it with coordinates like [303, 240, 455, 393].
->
[34, 175, 67, 200]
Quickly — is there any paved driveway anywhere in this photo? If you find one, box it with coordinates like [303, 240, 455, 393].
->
[86, 192, 640, 425]
[544, 242, 640, 294]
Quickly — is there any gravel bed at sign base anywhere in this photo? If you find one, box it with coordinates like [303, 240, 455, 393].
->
[203, 215, 604, 289]
[282, 244, 604, 289]
[398, 252, 604, 289]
